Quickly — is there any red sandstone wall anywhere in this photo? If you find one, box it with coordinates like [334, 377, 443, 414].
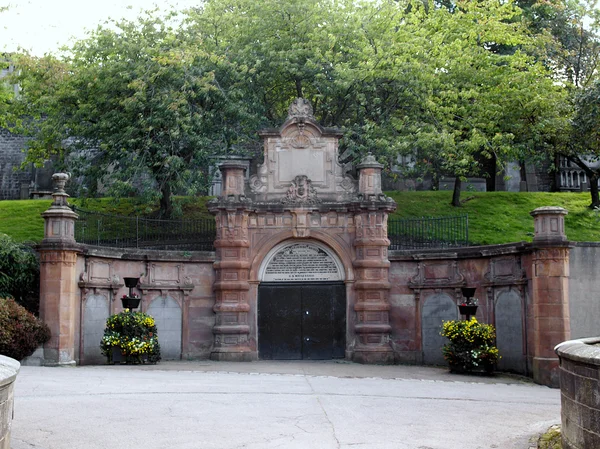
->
[76, 248, 215, 363]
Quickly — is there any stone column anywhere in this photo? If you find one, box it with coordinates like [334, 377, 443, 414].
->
[38, 173, 81, 366]
[352, 154, 396, 364]
[529, 206, 571, 387]
[208, 162, 256, 361]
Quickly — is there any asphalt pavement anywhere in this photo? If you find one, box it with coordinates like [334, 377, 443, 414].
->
[10, 360, 560, 449]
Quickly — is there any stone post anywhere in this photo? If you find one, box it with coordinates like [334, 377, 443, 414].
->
[529, 206, 571, 387]
[220, 160, 247, 197]
[352, 154, 396, 364]
[208, 162, 256, 361]
[38, 173, 81, 366]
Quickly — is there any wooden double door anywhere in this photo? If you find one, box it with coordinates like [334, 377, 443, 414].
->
[258, 282, 346, 360]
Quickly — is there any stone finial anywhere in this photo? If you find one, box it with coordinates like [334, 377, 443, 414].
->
[357, 153, 384, 196]
[287, 98, 314, 120]
[219, 160, 247, 197]
[41, 173, 78, 242]
[530, 206, 568, 244]
[51, 173, 71, 208]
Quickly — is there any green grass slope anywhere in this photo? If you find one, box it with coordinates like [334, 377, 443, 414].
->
[386, 191, 598, 245]
[0, 191, 597, 245]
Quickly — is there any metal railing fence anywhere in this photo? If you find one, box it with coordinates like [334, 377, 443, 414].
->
[72, 208, 467, 252]
[388, 215, 468, 250]
[73, 207, 215, 251]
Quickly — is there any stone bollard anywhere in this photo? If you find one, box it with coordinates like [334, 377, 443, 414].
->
[0, 355, 20, 449]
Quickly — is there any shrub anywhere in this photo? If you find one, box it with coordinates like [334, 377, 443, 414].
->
[441, 318, 500, 373]
[0, 297, 51, 360]
[100, 309, 161, 363]
[0, 233, 40, 315]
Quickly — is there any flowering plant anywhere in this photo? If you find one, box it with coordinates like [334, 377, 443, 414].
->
[440, 318, 499, 373]
[459, 297, 478, 306]
[122, 293, 139, 299]
[100, 309, 161, 363]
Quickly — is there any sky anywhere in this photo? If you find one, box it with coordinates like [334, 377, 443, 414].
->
[0, 0, 200, 56]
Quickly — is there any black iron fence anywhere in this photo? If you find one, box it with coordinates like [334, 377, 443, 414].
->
[73, 207, 216, 251]
[72, 207, 467, 252]
[388, 215, 468, 250]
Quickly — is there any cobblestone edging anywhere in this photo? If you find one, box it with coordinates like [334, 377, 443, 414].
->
[0, 355, 20, 449]
[555, 337, 600, 449]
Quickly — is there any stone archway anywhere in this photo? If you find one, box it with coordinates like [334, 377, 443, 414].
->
[257, 241, 346, 360]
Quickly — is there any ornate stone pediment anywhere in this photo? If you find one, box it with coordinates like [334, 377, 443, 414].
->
[249, 98, 352, 202]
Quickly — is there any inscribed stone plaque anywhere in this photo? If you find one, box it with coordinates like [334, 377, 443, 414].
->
[263, 243, 343, 282]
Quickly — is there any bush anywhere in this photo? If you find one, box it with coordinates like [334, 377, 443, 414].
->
[0, 297, 51, 360]
[0, 233, 40, 314]
[100, 309, 161, 364]
[441, 318, 500, 373]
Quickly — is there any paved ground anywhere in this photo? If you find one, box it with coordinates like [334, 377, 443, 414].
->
[11, 361, 560, 449]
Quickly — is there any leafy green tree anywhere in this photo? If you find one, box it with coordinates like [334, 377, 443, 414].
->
[365, 1, 568, 205]
[9, 0, 570, 210]
[10, 13, 258, 217]
[564, 81, 600, 206]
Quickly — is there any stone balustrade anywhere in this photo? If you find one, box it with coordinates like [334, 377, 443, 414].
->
[0, 355, 20, 449]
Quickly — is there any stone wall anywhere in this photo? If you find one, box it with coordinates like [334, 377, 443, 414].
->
[0, 128, 31, 200]
[77, 247, 215, 363]
[389, 244, 530, 372]
[0, 355, 20, 449]
[555, 338, 600, 449]
[569, 244, 600, 339]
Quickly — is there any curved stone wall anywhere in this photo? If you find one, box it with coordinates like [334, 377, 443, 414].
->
[555, 337, 600, 449]
[0, 355, 20, 449]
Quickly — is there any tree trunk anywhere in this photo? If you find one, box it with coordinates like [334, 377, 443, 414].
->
[566, 155, 600, 208]
[589, 173, 600, 208]
[159, 183, 173, 218]
[451, 176, 462, 207]
[295, 79, 303, 98]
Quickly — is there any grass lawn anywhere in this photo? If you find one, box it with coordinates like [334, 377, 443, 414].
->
[386, 191, 599, 245]
[0, 191, 597, 245]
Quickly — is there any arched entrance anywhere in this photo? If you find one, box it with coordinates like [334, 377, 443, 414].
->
[257, 241, 346, 360]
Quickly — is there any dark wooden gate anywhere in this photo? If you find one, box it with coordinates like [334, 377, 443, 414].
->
[258, 282, 346, 360]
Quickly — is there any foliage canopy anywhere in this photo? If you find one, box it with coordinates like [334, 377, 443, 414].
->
[4, 0, 593, 211]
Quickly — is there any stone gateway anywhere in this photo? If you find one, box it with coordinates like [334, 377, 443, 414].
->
[208, 98, 396, 364]
[36, 99, 577, 387]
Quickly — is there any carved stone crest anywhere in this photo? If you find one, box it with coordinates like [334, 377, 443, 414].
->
[281, 175, 321, 204]
[287, 98, 314, 120]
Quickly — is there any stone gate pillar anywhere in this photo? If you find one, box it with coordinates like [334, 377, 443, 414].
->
[352, 154, 396, 364]
[530, 206, 571, 387]
[209, 161, 256, 361]
[38, 173, 81, 366]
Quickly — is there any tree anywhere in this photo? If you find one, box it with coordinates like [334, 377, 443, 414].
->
[517, 0, 600, 205]
[364, 0, 568, 205]
[9, 0, 570, 210]
[564, 81, 600, 206]
[10, 13, 258, 217]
